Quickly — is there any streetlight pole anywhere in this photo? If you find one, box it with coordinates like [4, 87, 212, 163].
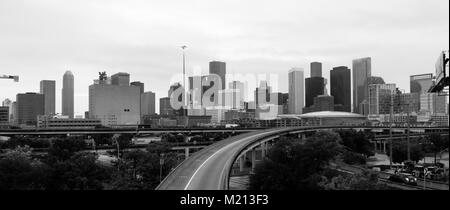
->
[181, 45, 187, 120]
[398, 88, 411, 162]
[389, 91, 394, 168]
[159, 153, 165, 183]
[406, 102, 411, 161]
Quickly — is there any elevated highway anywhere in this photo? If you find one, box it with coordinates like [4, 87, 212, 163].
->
[156, 126, 449, 190]
[0, 127, 264, 136]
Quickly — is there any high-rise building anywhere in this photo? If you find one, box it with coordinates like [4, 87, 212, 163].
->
[420, 93, 447, 114]
[410, 74, 434, 112]
[367, 76, 385, 86]
[305, 62, 325, 108]
[255, 81, 272, 119]
[160, 97, 174, 116]
[131, 81, 145, 94]
[111, 72, 130, 86]
[2, 99, 11, 107]
[16, 92, 45, 126]
[314, 95, 335, 112]
[310, 62, 322, 78]
[168, 82, 185, 116]
[281, 93, 289, 114]
[62, 71, 74, 118]
[40, 80, 56, 115]
[352, 57, 372, 115]
[2, 99, 12, 123]
[209, 61, 226, 90]
[368, 84, 396, 115]
[305, 77, 325, 108]
[0, 106, 9, 125]
[330, 66, 351, 112]
[229, 81, 246, 110]
[11, 102, 17, 124]
[288, 68, 304, 114]
[89, 73, 140, 126]
[141, 91, 156, 117]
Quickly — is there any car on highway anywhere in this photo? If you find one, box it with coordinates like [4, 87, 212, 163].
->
[388, 173, 418, 186]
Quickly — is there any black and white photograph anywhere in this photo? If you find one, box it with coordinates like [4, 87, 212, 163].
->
[0, 0, 448, 208]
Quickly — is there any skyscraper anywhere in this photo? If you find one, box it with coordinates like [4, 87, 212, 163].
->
[141, 91, 156, 117]
[310, 62, 322, 78]
[131, 81, 145, 94]
[305, 62, 325, 108]
[160, 97, 174, 116]
[111, 72, 130, 86]
[410, 74, 434, 113]
[368, 84, 396, 115]
[89, 72, 140, 126]
[40, 80, 56, 115]
[352, 57, 372, 115]
[16, 92, 45, 126]
[229, 81, 246, 110]
[288, 68, 304, 114]
[209, 61, 226, 90]
[330, 66, 351, 112]
[0, 106, 9, 125]
[62, 71, 74, 118]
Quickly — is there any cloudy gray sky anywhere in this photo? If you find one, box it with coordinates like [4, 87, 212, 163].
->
[0, 0, 448, 116]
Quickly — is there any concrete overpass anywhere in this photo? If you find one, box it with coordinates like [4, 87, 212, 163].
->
[0, 127, 264, 136]
[156, 126, 449, 190]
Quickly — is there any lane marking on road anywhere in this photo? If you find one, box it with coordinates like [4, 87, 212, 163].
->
[184, 131, 274, 190]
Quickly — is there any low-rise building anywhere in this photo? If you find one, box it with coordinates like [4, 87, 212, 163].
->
[37, 115, 102, 129]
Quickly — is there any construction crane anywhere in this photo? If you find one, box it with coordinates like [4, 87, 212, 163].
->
[0, 75, 19, 82]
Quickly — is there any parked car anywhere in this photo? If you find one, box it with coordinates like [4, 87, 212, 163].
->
[388, 173, 418, 186]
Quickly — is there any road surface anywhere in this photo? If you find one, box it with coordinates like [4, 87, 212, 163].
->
[156, 128, 289, 190]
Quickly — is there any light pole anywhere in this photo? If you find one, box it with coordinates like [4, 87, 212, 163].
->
[112, 134, 120, 171]
[181, 45, 187, 120]
[159, 153, 165, 183]
[397, 88, 411, 161]
[389, 90, 394, 168]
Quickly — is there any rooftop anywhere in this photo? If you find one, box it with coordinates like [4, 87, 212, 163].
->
[278, 111, 366, 119]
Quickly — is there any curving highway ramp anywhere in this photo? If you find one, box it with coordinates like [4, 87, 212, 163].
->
[156, 126, 448, 190]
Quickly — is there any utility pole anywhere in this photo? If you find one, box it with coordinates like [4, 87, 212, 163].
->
[406, 101, 411, 161]
[389, 91, 394, 168]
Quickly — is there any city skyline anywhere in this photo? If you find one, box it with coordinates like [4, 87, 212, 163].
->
[0, 0, 449, 116]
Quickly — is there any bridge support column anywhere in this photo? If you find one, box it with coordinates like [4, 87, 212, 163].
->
[251, 148, 256, 172]
[239, 156, 245, 172]
[261, 142, 266, 158]
[373, 141, 377, 152]
[383, 141, 386, 154]
[185, 147, 189, 160]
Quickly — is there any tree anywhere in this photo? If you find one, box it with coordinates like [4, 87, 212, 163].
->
[390, 140, 424, 164]
[426, 134, 449, 163]
[337, 130, 374, 157]
[47, 137, 86, 162]
[107, 150, 180, 190]
[319, 170, 390, 190]
[146, 141, 172, 155]
[0, 146, 50, 190]
[47, 153, 111, 190]
[249, 131, 343, 190]
[342, 150, 366, 165]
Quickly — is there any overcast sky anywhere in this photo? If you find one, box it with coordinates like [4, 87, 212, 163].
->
[0, 0, 448, 116]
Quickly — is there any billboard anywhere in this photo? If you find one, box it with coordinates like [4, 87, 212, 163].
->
[435, 51, 445, 84]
